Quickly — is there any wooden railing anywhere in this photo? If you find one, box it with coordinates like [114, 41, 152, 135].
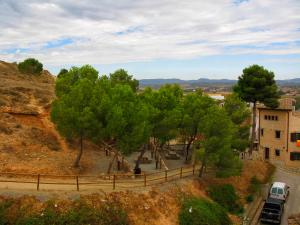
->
[0, 165, 200, 192]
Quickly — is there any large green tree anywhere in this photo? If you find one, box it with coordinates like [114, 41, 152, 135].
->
[140, 84, 183, 150]
[109, 69, 139, 92]
[51, 65, 99, 167]
[198, 106, 234, 177]
[106, 84, 151, 156]
[234, 65, 279, 153]
[180, 91, 216, 161]
[55, 65, 99, 98]
[224, 94, 251, 152]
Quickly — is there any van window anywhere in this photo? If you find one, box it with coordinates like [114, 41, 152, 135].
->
[278, 188, 283, 194]
[271, 187, 277, 194]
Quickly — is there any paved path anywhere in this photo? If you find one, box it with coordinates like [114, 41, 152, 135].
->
[273, 168, 300, 225]
[256, 167, 300, 225]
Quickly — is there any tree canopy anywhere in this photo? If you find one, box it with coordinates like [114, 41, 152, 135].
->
[18, 58, 43, 75]
[109, 69, 139, 92]
[51, 65, 99, 167]
[180, 91, 216, 160]
[234, 64, 279, 108]
[57, 68, 68, 78]
[224, 94, 251, 152]
[234, 64, 279, 153]
[52, 65, 243, 175]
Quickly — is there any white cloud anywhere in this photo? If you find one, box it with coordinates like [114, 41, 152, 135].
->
[0, 0, 300, 66]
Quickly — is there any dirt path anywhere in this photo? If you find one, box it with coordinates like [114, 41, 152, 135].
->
[0, 166, 200, 193]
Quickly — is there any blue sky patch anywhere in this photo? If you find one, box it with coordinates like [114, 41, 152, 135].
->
[43, 38, 74, 49]
[233, 0, 249, 5]
[0, 47, 30, 54]
[113, 26, 144, 36]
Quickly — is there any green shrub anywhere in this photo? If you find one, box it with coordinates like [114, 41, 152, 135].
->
[179, 197, 232, 225]
[248, 176, 262, 194]
[18, 58, 43, 75]
[246, 194, 254, 203]
[216, 154, 243, 178]
[0, 200, 14, 225]
[207, 184, 243, 214]
[13, 201, 129, 225]
[57, 68, 68, 78]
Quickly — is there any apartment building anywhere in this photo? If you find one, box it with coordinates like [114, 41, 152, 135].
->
[258, 98, 300, 167]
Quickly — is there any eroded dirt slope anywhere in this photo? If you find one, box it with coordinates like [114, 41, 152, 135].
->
[0, 61, 113, 175]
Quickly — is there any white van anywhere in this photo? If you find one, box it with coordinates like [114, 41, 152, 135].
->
[269, 182, 289, 201]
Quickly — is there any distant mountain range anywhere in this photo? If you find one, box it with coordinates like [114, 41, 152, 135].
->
[139, 78, 300, 87]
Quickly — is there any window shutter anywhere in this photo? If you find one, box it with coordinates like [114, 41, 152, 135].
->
[291, 133, 297, 142]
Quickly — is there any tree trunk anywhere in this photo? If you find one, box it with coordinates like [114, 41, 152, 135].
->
[249, 101, 257, 154]
[107, 153, 118, 174]
[73, 134, 83, 168]
[135, 145, 147, 170]
[185, 138, 193, 161]
[199, 151, 207, 177]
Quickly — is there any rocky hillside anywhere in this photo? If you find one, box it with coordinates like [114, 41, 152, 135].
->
[0, 61, 55, 114]
[0, 61, 112, 175]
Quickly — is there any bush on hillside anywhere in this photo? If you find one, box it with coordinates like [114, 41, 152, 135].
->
[18, 58, 43, 75]
[57, 68, 68, 78]
[0, 199, 129, 225]
[246, 194, 254, 203]
[179, 197, 232, 225]
[248, 176, 262, 194]
[207, 184, 243, 214]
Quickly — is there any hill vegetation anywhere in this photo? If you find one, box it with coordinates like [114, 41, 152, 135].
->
[18, 58, 43, 75]
[51, 63, 250, 177]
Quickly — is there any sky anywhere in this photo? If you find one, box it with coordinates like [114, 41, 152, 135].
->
[0, 0, 300, 80]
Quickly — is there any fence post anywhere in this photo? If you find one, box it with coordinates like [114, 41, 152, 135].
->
[192, 164, 195, 175]
[180, 167, 183, 178]
[165, 170, 168, 182]
[76, 176, 79, 191]
[37, 174, 40, 191]
[113, 174, 116, 190]
[144, 173, 147, 187]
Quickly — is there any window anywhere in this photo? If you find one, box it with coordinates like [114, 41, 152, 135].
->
[271, 187, 277, 194]
[290, 152, 300, 161]
[290, 133, 300, 142]
[264, 115, 279, 121]
[261, 128, 264, 137]
[275, 130, 281, 139]
[275, 149, 280, 156]
[278, 189, 283, 194]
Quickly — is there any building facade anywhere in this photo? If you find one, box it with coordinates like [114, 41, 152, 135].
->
[258, 98, 300, 167]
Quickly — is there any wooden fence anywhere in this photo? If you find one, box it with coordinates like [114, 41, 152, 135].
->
[0, 165, 201, 192]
